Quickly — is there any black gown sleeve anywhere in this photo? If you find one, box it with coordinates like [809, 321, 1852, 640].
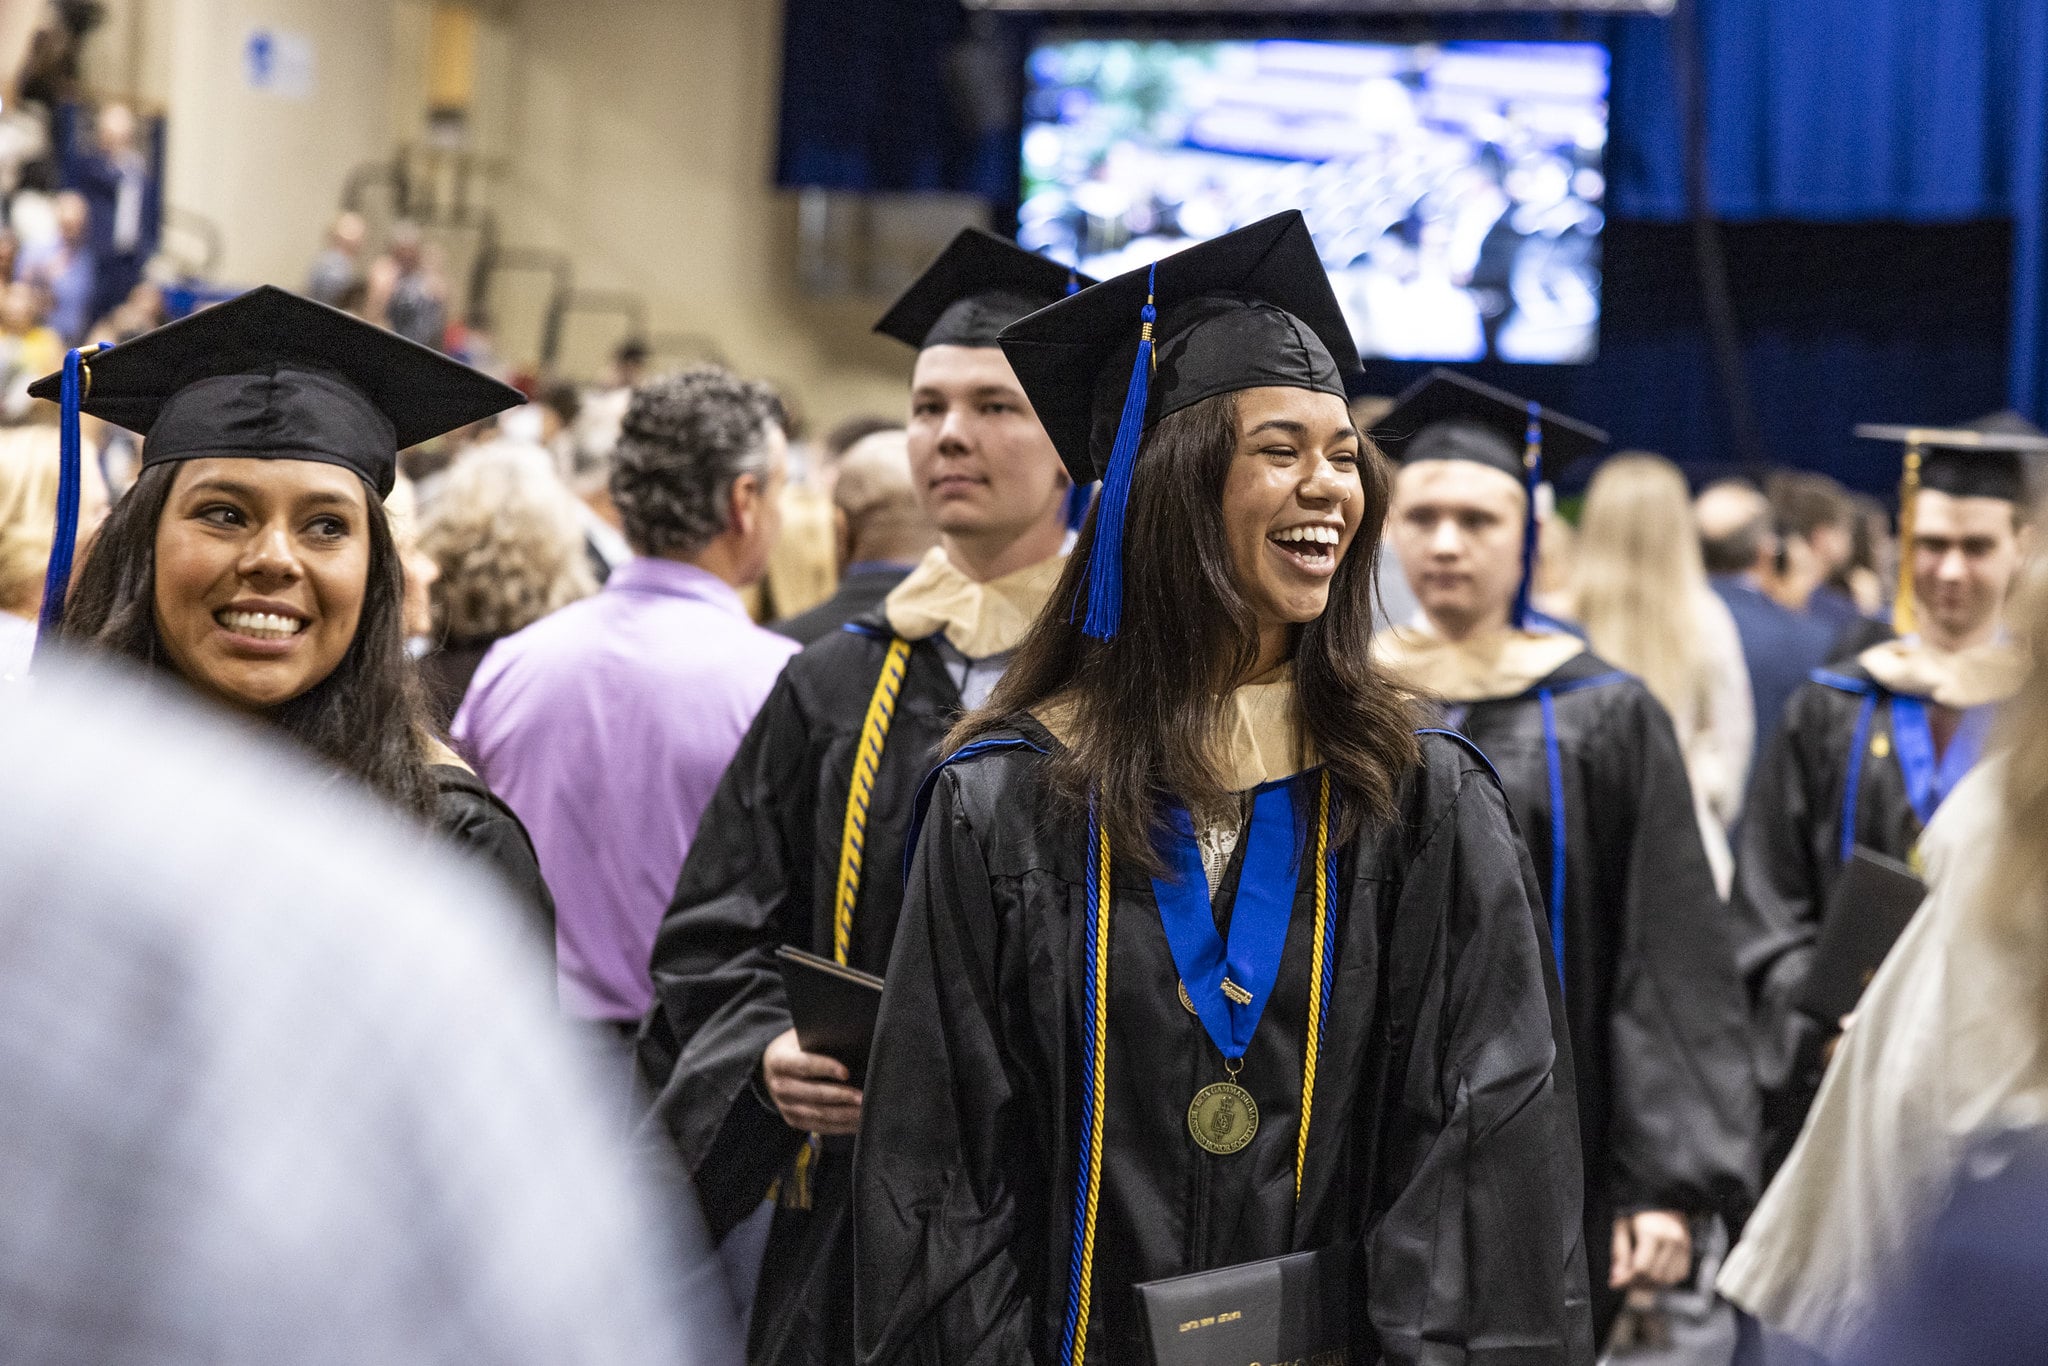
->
[430, 765, 556, 946]
[1368, 756, 1592, 1365]
[638, 672, 818, 1239]
[1591, 693, 1757, 1223]
[855, 766, 1034, 1366]
[1727, 686, 1836, 1171]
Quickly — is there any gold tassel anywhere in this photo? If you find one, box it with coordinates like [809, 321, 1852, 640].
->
[776, 1134, 820, 1210]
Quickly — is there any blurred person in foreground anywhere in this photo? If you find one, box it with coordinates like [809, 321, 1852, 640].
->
[1374, 368, 1755, 1342]
[45, 286, 554, 939]
[770, 427, 936, 645]
[638, 231, 1079, 1364]
[454, 367, 795, 1032]
[857, 214, 1585, 1365]
[1572, 452, 1753, 894]
[418, 447, 598, 729]
[0, 424, 106, 678]
[1721, 552, 2048, 1362]
[1697, 480, 1835, 773]
[0, 657, 738, 1366]
[1731, 422, 2035, 1188]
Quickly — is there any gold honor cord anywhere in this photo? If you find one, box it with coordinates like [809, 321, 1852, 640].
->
[1894, 441, 1922, 637]
[779, 636, 911, 1214]
[833, 637, 912, 964]
[1063, 772, 1337, 1362]
[1067, 815, 1114, 1365]
[1295, 772, 1333, 1199]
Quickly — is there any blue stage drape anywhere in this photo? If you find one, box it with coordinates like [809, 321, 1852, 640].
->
[776, 0, 2048, 432]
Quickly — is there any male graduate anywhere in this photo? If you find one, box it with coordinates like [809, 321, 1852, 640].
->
[636, 229, 1086, 1365]
[1733, 417, 2037, 1182]
[1373, 368, 1756, 1339]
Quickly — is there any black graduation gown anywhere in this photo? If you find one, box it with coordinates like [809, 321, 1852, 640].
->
[429, 763, 555, 945]
[638, 615, 966, 1366]
[1442, 652, 1756, 1325]
[1728, 661, 1938, 1181]
[855, 724, 1593, 1366]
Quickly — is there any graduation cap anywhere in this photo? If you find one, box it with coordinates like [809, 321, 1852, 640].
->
[873, 227, 1095, 351]
[1853, 413, 2048, 634]
[1376, 367, 1608, 630]
[25, 284, 522, 652]
[998, 210, 1357, 638]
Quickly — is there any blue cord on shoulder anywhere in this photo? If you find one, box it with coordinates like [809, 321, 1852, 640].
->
[1811, 668, 1876, 695]
[901, 735, 1048, 883]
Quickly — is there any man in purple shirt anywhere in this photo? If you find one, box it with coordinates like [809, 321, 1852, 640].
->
[455, 367, 797, 1022]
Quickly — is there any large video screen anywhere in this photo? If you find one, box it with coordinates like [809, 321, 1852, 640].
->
[1021, 38, 1609, 365]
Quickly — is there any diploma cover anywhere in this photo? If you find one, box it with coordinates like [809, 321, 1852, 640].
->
[1798, 846, 1927, 1025]
[775, 945, 884, 1084]
[1134, 1244, 1355, 1366]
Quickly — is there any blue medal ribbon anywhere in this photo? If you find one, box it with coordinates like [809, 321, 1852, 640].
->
[1889, 695, 1991, 828]
[1150, 776, 1305, 1060]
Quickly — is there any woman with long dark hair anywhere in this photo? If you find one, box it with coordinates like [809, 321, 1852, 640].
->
[854, 214, 1588, 1366]
[40, 286, 554, 933]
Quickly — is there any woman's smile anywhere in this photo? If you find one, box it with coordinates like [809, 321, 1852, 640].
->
[154, 458, 369, 711]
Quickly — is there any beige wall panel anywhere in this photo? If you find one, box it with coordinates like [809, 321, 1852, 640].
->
[497, 0, 910, 432]
[161, 0, 399, 287]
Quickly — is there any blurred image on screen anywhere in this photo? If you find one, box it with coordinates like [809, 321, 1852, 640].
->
[1020, 39, 1610, 364]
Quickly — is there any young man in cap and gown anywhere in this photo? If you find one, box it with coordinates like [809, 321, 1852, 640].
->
[1373, 369, 1756, 1341]
[636, 230, 1087, 1364]
[1730, 418, 2037, 1185]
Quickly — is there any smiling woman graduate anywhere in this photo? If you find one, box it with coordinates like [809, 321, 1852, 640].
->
[853, 213, 1591, 1366]
[38, 286, 555, 933]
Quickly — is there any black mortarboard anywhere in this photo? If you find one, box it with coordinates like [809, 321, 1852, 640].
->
[1376, 368, 1608, 480]
[24, 286, 521, 659]
[1000, 211, 1355, 489]
[1854, 414, 2047, 505]
[873, 228, 1094, 351]
[1377, 368, 1608, 630]
[1853, 413, 2048, 634]
[996, 211, 1358, 638]
[27, 285, 522, 499]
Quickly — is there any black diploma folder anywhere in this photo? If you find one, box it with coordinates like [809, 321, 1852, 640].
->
[1135, 1244, 1355, 1366]
[1797, 845, 1927, 1025]
[775, 945, 884, 1084]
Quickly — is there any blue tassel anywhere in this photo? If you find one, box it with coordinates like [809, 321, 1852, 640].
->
[1080, 264, 1156, 641]
[1511, 400, 1543, 631]
[1064, 479, 1096, 532]
[33, 345, 100, 661]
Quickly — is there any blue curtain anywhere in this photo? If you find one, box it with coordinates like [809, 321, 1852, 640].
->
[775, 0, 2048, 429]
[1602, 0, 2048, 428]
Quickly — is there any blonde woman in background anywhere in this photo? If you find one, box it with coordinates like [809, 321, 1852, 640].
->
[416, 448, 598, 729]
[0, 424, 106, 679]
[1573, 452, 1754, 894]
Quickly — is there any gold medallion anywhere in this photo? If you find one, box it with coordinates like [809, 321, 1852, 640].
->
[1178, 980, 1197, 1014]
[1188, 1082, 1259, 1155]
